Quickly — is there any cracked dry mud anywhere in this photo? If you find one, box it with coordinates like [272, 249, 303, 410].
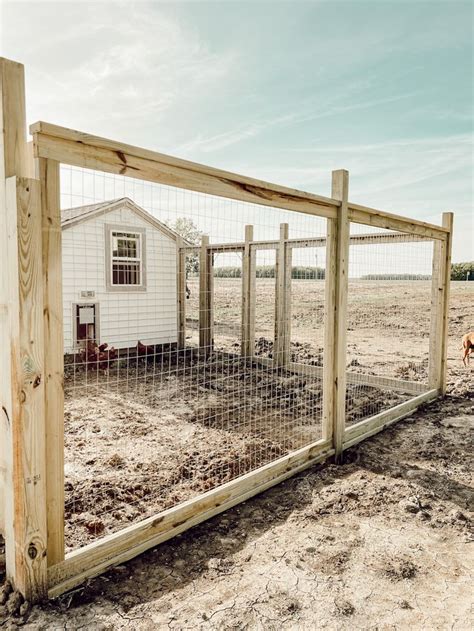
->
[0, 282, 472, 629]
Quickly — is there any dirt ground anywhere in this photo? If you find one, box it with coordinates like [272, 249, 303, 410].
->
[0, 282, 473, 629]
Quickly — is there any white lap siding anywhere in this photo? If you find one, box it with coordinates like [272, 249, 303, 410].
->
[62, 206, 177, 352]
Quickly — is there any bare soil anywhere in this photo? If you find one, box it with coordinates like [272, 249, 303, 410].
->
[0, 281, 472, 629]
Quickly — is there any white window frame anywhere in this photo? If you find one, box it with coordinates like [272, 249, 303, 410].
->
[105, 224, 147, 292]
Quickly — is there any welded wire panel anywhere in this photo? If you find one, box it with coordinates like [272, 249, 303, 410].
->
[345, 227, 434, 427]
[60, 165, 327, 551]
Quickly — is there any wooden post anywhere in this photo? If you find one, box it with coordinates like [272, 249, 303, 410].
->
[429, 213, 453, 393]
[199, 235, 213, 355]
[0, 58, 48, 600]
[35, 157, 65, 567]
[327, 170, 350, 459]
[241, 225, 255, 357]
[439, 213, 453, 394]
[322, 217, 337, 442]
[274, 223, 291, 368]
[176, 236, 186, 349]
[4, 177, 48, 600]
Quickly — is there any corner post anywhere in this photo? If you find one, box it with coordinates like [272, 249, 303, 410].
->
[439, 213, 453, 394]
[0, 57, 48, 601]
[241, 225, 255, 357]
[274, 223, 291, 368]
[329, 170, 350, 459]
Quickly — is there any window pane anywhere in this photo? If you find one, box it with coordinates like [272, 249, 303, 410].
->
[112, 262, 141, 285]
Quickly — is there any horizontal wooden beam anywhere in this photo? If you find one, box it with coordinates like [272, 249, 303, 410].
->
[31, 122, 339, 220]
[47, 438, 334, 597]
[349, 203, 448, 241]
[180, 231, 434, 256]
[343, 388, 439, 449]
[250, 357, 426, 394]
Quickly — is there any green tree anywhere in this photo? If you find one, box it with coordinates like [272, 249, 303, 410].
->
[451, 262, 474, 281]
[169, 217, 202, 276]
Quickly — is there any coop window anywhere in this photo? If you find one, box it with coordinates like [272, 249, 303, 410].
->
[106, 226, 147, 291]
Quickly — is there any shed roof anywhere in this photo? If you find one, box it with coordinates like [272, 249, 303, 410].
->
[61, 197, 185, 242]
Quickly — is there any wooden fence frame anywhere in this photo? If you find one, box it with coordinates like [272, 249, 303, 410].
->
[0, 57, 453, 601]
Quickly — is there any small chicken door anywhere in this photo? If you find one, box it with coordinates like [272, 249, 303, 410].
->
[75, 303, 98, 347]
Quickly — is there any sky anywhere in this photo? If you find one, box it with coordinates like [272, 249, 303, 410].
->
[0, 0, 473, 262]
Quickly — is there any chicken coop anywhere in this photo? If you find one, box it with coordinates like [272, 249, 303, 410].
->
[0, 58, 453, 602]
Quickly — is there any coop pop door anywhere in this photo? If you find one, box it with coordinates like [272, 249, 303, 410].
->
[74, 303, 99, 347]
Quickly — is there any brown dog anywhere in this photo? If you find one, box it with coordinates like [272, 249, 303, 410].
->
[462, 332, 474, 366]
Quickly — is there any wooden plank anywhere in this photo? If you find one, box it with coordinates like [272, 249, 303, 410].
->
[439, 212, 453, 395]
[176, 237, 186, 349]
[241, 225, 254, 357]
[428, 238, 443, 388]
[0, 57, 29, 544]
[348, 202, 448, 241]
[199, 236, 213, 355]
[35, 158, 65, 566]
[343, 389, 439, 449]
[322, 217, 337, 442]
[254, 358, 425, 394]
[31, 124, 339, 220]
[332, 171, 350, 460]
[4, 177, 48, 601]
[48, 438, 334, 597]
[273, 223, 290, 367]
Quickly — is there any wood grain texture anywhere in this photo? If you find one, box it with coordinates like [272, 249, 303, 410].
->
[0, 57, 29, 541]
[36, 157, 65, 566]
[332, 171, 350, 460]
[241, 225, 254, 357]
[439, 213, 453, 395]
[5, 177, 48, 600]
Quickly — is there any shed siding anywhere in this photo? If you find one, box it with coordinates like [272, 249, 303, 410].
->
[62, 206, 177, 351]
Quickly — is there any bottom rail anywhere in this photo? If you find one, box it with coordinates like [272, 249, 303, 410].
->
[343, 388, 439, 449]
[48, 438, 334, 598]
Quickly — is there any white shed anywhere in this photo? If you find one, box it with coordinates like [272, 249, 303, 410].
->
[61, 198, 180, 353]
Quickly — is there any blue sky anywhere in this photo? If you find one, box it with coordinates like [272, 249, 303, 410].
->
[1, 0, 472, 261]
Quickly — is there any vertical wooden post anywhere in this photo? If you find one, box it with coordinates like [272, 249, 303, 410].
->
[322, 217, 337, 442]
[274, 223, 291, 368]
[35, 157, 64, 566]
[176, 236, 186, 350]
[328, 170, 350, 459]
[439, 213, 453, 394]
[428, 213, 453, 394]
[241, 225, 255, 357]
[0, 57, 48, 600]
[5, 177, 48, 600]
[199, 235, 213, 355]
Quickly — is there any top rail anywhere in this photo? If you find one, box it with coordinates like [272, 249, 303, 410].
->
[30, 121, 449, 241]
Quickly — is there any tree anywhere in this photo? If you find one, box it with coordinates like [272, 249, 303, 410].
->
[169, 217, 202, 276]
[451, 262, 474, 281]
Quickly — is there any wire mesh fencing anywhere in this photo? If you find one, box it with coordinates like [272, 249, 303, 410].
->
[59, 164, 329, 551]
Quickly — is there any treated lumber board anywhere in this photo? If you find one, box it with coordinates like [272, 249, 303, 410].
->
[343, 389, 439, 449]
[47, 438, 334, 597]
[322, 216, 337, 442]
[439, 213, 453, 395]
[332, 171, 350, 459]
[199, 236, 213, 354]
[36, 158, 65, 566]
[241, 225, 254, 357]
[31, 124, 339, 220]
[428, 238, 443, 388]
[4, 177, 48, 600]
[176, 237, 187, 349]
[0, 57, 29, 541]
[273, 224, 290, 367]
[348, 202, 448, 241]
